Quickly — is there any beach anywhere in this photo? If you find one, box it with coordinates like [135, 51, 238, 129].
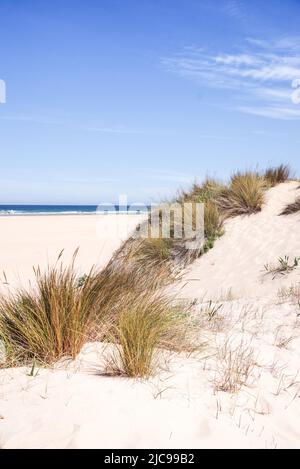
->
[1, 0, 299, 452]
[0, 213, 145, 291]
[1, 180, 300, 449]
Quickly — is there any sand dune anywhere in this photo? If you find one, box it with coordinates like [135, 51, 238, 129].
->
[1, 298, 300, 449]
[178, 181, 300, 300]
[1, 183, 300, 449]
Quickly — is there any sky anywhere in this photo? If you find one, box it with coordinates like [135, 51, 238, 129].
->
[0, 0, 300, 204]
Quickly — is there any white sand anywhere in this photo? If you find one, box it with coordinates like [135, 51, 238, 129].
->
[178, 181, 300, 300]
[1, 183, 300, 449]
[0, 213, 145, 291]
[1, 299, 300, 449]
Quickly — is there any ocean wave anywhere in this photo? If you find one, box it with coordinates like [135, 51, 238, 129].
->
[0, 210, 20, 215]
[0, 209, 148, 216]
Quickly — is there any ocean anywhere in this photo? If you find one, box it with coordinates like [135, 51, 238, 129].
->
[0, 204, 150, 216]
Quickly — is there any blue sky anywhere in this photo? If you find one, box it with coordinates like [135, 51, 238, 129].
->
[0, 0, 300, 204]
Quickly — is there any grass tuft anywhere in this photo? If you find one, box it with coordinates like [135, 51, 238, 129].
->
[0, 257, 100, 365]
[104, 296, 182, 378]
[217, 172, 266, 217]
[264, 164, 290, 187]
[264, 255, 300, 279]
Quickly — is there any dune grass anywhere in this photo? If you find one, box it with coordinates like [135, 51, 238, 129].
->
[104, 295, 186, 378]
[122, 167, 291, 269]
[264, 256, 300, 279]
[217, 172, 266, 218]
[0, 258, 100, 365]
[280, 196, 300, 216]
[264, 164, 290, 187]
[133, 178, 224, 267]
[203, 199, 223, 240]
[0, 247, 186, 374]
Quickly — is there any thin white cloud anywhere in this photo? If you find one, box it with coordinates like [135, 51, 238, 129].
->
[162, 36, 300, 120]
[254, 87, 293, 101]
[216, 54, 262, 66]
[247, 36, 300, 52]
[239, 106, 300, 120]
[223, 0, 246, 20]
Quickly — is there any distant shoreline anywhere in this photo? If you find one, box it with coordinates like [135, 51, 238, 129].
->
[0, 205, 150, 217]
[0, 211, 146, 217]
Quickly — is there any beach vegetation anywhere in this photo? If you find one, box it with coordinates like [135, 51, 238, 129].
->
[0, 257, 101, 365]
[213, 339, 255, 393]
[264, 255, 300, 279]
[280, 196, 300, 216]
[104, 295, 184, 378]
[264, 164, 291, 187]
[216, 171, 266, 217]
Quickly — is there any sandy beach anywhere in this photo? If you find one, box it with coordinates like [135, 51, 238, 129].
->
[0, 213, 145, 291]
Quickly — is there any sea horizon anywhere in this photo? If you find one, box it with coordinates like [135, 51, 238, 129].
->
[0, 204, 150, 216]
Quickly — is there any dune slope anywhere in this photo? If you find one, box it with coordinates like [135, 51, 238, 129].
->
[178, 181, 300, 300]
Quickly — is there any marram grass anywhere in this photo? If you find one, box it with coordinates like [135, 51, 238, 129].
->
[264, 164, 290, 187]
[217, 172, 266, 217]
[0, 258, 100, 365]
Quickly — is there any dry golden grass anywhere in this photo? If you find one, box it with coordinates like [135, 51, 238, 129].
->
[217, 172, 266, 217]
[104, 295, 186, 378]
[0, 254, 101, 365]
[204, 200, 223, 240]
[179, 178, 226, 239]
[115, 167, 290, 271]
[104, 236, 178, 290]
[264, 164, 290, 187]
[178, 178, 225, 204]
[280, 196, 300, 216]
[0, 248, 186, 373]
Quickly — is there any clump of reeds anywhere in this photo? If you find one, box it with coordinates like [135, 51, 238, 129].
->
[104, 295, 188, 378]
[0, 247, 189, 376]
[264, 164, 290, 187]
[217, 172, 266, 217]
[0, 253, 101, 365]
[131, 178, 224, 268]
